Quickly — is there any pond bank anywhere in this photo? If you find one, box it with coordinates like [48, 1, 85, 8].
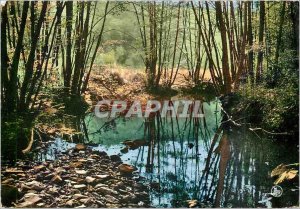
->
[1, 144, 149, 207]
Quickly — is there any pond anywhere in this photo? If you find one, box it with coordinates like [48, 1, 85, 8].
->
[36, 99, 299, 208]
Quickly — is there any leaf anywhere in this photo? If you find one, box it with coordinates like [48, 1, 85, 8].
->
[274, 169, 298, 184]
[75, 144, 86, 151]
[286, 170, 298, 180]
[187, 200, 198, 208]
[271, 164, 287, 177]
[274, 171, 287, 184]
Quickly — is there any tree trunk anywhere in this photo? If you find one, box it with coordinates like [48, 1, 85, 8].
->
[256, 1, 265, 82]
[247, 2, 254, 84]
[19, 2, 48, 111]
[1, 3, 9, 107]
[274, 1, 286, 65]
[65, 1, 73, 93]
[215, 2, 231, 94]
[6, 2, 29, 112]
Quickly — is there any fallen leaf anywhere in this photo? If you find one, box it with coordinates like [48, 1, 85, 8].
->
[271, 164, 287, 177]
[75, 144, 86, 151]
[187, 200, 198, 208]
[286, 170, 298, 180]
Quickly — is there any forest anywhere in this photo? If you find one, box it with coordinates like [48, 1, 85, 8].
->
[1, 1, 299, 208]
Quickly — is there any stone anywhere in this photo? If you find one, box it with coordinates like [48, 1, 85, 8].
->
[73, 184, 86, 189]
[51, 175, 63, 184]
[85, 176, 96, 183]
[75, 170, 88, 175]
[110, 155, 122, 162]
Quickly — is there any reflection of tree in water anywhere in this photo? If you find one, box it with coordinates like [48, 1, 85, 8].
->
[55, 102, 298, 208]
[134, 107, 298, 207]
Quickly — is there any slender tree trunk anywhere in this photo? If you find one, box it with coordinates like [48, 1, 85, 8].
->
[274, 1, 286, 65]
[256, 1, 265, 82]
[215, 2, 231, 94]
[19, 2, 48, 111]
[1, 3, 9, 107]
[6, 2, 29, 112]
[247, 2, 254, 84]
[81, 2, 109, 94]
[65, 1, 73, 93]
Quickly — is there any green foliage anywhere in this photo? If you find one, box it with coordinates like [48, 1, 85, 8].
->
[238, 79, 298, 135]
[1, 115, 33, 165]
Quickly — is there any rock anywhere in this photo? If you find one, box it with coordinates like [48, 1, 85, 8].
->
[85, 176, 96, 183]
[48, 187, 59, 195]
[89, 154, 100, 159]
[37, 202, 45, 207]
[96, 186, 118, 195]
[94, 183, 107, 188]
[94, 174, 110, 181]
[65, 199, 74, 207]
[74, 144, 86, 151]
[73, 194, 88, 200]
[120, 147, 129, 154]
[75, 170, 88, 175]
[2, 178, 14, 184]
[118, 164, 136, 174]
[33, 165, 46, 172]
[17, 193, 41, 207]
[51, 175, 63, 184]
[44, 173, 55, 180]
[79, 198, 91, 204]
[91, 150, 107, 157]
[138, 201, 145, 206]
[105, 195, 119, 203]
[110, 155, 122, 162]
[1, 184, 19, 206]
[26, 181, 44, 191]
[123, 139, 148, 150]
[73, 184, 86, 189]
[4, 168, 24, 174]
[70, 161, 83, 168]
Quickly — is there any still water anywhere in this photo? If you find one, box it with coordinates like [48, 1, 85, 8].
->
[37, 99, 299, 208]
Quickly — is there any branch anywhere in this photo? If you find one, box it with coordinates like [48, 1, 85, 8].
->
[220, 107, 292, 136]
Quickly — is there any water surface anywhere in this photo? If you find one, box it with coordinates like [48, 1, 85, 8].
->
[37, 99, 299, 208]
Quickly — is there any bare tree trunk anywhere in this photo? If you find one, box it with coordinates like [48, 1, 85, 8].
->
[215, 2, 231, 94]
[274, 1, 286, 65]
[81, 2, 109, 94]
[65, 1, 73, 93]
[1, 3, 9, 107]
[19, 2, 48, 111]
[6, 2, 29, 112]
[247, 2, 254, 84]
[256, 1, 265, 82]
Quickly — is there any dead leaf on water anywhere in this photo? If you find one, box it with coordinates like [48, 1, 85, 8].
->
[286, 170, 298, 180]
[274, 169, 298, 184]
[271, 164, 287, 177]
[187, 199, 198, 208]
